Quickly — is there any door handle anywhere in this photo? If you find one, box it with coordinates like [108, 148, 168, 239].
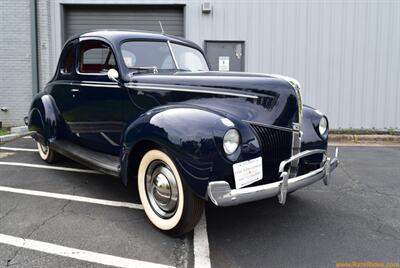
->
[71, 88, 80, 98]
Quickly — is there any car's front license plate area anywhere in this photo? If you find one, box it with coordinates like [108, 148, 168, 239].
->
[233, 157, 263, 189]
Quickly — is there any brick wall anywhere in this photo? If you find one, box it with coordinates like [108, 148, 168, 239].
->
[0, 0, 33, 127]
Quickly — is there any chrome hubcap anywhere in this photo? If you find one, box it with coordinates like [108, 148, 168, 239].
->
[145, 160, 178, 219]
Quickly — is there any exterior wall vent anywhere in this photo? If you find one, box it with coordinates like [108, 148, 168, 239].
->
[202, 2, 212, 14]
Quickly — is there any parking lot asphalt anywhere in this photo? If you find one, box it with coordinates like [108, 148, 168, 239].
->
[0, 138, 399, 268]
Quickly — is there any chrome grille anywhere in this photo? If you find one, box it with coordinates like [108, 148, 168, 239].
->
[250, 124, 293, 182]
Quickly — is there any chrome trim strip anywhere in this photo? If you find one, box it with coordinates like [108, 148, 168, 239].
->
[244, 121, 295, 132]
[125, 83, 259, 99]
[70, 81, 259, 98]
[76, 69, 109, 76]
[167, 40, 179, 69]
[268, 74, 303, 128]
[71, 82, 120, 88]
[207, 148, 339, 207]
[293, 84, 303, 127]
[289, 130, 302, 177]
[100, 132, 119, 147]
[68, 121, 124, 133]
[81, 81, 118, 85]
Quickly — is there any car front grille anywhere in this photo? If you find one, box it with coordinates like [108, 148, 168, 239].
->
[250, 124, 293, 182]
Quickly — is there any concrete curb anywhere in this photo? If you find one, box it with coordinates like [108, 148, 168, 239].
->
[0, 132, 34, 145]
[10, 126, 28, 134]
[329, 134, 400, 144]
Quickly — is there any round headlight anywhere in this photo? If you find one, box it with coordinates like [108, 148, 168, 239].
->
[223, 129, 240, 155]
[319, 117, 328, 137]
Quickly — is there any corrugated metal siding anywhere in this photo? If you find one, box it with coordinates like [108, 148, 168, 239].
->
[185, 0, 400, 129]
[64, 5, 184, 41]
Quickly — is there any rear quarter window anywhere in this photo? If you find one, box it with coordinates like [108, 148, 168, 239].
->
[61, 45, 75, 74]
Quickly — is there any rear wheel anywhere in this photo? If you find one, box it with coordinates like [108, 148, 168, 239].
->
[37, 142, 60, 164]
[137, 149, 204, 236]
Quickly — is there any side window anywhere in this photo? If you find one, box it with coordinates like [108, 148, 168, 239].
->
[79, 40, 116, 74]
[61, 45, 75, 74]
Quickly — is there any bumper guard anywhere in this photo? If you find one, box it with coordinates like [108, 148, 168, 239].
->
[208, 148, 339, 206]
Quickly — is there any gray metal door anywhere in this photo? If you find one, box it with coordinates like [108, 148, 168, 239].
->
[204, 41, 245, 72]
[64, 5, 184, 41]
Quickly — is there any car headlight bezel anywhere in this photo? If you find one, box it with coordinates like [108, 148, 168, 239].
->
[223, 128, 240, 155]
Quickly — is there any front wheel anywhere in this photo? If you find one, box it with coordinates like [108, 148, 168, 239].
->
[37, 142, 60, 164]
[138, 149, 204, 236]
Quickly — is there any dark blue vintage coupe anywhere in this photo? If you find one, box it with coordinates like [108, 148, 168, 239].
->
[28, 30, 339, 235]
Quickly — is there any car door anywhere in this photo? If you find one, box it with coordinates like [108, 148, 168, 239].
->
[67, 38, 126, 155]
[49, 39, 80, 140]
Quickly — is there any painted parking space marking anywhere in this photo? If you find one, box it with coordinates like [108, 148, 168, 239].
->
[0, 161, 101, 174]
[0, 186, 143, 210]
[0, 233, 172, 268]
[0, 146, 38, 152]
[0, 141, 212, 267]
[193, 212, 211, 268]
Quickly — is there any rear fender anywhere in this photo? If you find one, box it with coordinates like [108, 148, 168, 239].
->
[28, 93, 67, 144]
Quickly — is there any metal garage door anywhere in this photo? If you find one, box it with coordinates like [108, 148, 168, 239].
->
[64, 5, 184, 41]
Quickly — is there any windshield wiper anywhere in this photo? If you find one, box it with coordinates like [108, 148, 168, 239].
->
[129, 66, 158, 75]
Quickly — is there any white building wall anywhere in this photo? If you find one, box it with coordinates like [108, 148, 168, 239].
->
[0, 0, 33, 127]
[185, 0, 400, 129]
[37, 0, 53, 90]
[34, 0, 400, 129]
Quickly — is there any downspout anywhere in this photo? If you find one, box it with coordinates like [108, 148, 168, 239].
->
[30, 0, 39, 95]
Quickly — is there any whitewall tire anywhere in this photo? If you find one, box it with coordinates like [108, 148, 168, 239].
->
[138, 149, 204, 236]
[37, 142, 59, 164]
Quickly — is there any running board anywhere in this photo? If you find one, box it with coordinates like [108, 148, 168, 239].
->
[50, 140, 120, 177]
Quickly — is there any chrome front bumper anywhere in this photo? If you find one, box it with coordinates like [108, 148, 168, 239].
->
[207, 148, 339, 206]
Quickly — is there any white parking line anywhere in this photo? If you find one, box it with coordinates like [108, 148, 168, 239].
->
[1, 183, 209, 266]
[0, 186, 143, 210]
[0, 161, 101, 174]
[0, 233, 172, 268]
[0, 147, 38, 152]
[193, 212, 211, 268]
[0, 149, 211, 267]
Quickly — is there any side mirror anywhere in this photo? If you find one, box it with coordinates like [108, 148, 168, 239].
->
[107, 68, 119, 83]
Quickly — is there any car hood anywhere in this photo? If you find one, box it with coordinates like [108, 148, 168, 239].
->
[126, 71, 300, 129]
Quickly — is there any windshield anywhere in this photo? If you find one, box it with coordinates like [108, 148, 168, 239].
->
[170, 43, 209, 72]
[120, 41, 209, 72]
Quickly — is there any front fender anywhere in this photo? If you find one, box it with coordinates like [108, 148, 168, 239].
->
[120, 106, 261, 198]
[299, 105, 328, 173]
[28, 93, 66, 144]
[301, 105, 328, 151]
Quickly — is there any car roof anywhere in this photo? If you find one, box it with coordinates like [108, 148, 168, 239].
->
[66, 29, 202, 51]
